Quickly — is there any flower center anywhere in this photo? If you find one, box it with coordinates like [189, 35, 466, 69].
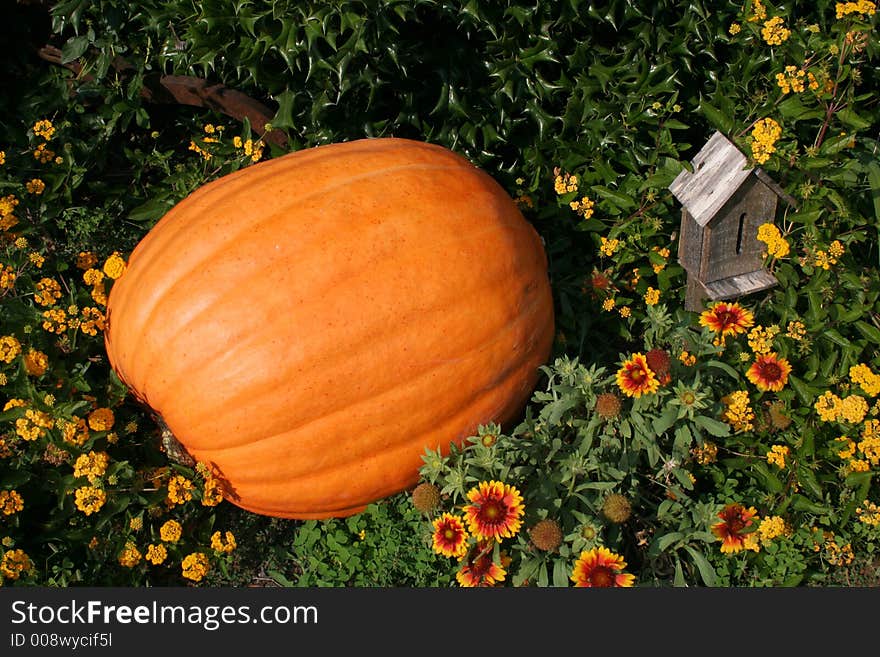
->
[590, 566, 615, 587]
[760, 362, 782, 380]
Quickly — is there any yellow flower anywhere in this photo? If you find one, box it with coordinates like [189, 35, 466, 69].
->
[748, 0, 767, 22]
[750, 118, 782, 164]
[88, 407, 115, 431]
[32, 119, 55, 140]
[34, 277, 62, 307]
[167, 475, 194, 506]
[210, 530, 237, 554]
[0, 549, 32, 580]
[0, 490, 24, 515]
[118, 542, 142, 568]
[815, 391, 843, 422]
[850, 364, 880, 396]
[102, 252, 127, 280]
[761, 16, 790, 45]
[74, 486, 107, 515]
[201, 476, 224, 506]
[145, 543, 168, 565]
[23, 349, 49, 376]
[836, 1, 877, 19]
[159, 519, 183, 543]
[722, 390, 755, 432]
[602, 297, 615, 312]
[25, 178, 46, 195]
[0, 335, 21, 363]
[757, 515, 787, 542]
[729, 22, 741, 35]
[599, 236, 620, 257]
[569, 196, 595, 219]
[766, 445, 790, 469]
[181, 552, 210, 582]
[839, 395, 869, 423]
[644, 287, 660, 306]
[73, 451, 110, 484]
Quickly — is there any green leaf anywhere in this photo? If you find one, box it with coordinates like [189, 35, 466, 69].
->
[692, 415, 731, 438]
[855, 320, 880, 345]
[684, 545, 717, 587]
[821, 328, 852, 348]
[552, 559, 570, 587]
[61, 35, 90, 64]
[698, 98, 733, 134]
[128, 198, 173, 224]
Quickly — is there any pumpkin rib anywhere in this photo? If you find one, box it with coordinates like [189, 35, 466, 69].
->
[107, 160, 484, 391]
[167, 278, 551, 458]
[141, 227, 545, 436]
[190, 336, 551, 517]
[128, 213, 531, 409]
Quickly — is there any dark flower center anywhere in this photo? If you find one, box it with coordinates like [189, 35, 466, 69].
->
[759, 361, 782, 380]
[590, 566, 615, 587]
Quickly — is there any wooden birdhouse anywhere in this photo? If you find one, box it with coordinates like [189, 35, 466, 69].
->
[669, 131, 797, 312]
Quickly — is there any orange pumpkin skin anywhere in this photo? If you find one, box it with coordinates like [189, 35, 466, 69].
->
[104, 137, 554, 519]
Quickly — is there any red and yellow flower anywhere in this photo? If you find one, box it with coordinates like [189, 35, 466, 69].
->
[699, 301, 755, 337]
[570, 546, 635, 587]
[616, 353, 660, 398]
[746, 352, 792, 392]
[711, 503, 758, 554]
[463, 480, 525, 542]
[431, 513, 469, 558]
[456, 543, 507, 587]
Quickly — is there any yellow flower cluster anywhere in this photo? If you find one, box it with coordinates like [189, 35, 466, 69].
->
[160, 519, 183, 543]
[167, 475, 194, 506]
[210, 531, 237, 554]
[747, 324, 780, 354]
[750, 118, 782, 164]
[785, 320, 806, 341]
[15, 408, 54, 441]
[32, 119, 55, 140]
[692, 441, 718, 465]
[201, 475, 224, 507]
[41, 308, 68, 334]
[73, 451, 110, 484]
[856, 500, 880, 526]
[24, 348, 48, 377]
[34, 277, 62, 307]
[679, 350, 696, 366]
[644, 287, 660, 306]
[1, 264, 15, 291]
[775, 66, 820, 95]
[602, 298, 615, 311]
[814, 391, 869, 424]
[651, 246, 670, 273]
[25, 178, 46, 195]
[599, 236, 619, 257]
[0, 490, 24, 515]
[569, 195, 595, 219]
[757, 515, 788, 542]
[118, 542, 142, 568]
[761, 16, 790, 45]
[74, 486, 106, 515]
[76, 251, 98, 270]
[766, 444, 789, 469]
[182, 552, 210, 582]
[836, 1, 877, 18]
[103, 252, 127, 280]
[0, 549, 32, 581]
[756, 223, 789, 259]
[33, 142, 55, 164]
[747, 0, 767, 22]
[553, 170, 578, 195]
[60, 416, 90, 446]
[0, 335, 21, 362]
[859, 420, 880, 465]
[721, 390, 755, 432]
[850, 364, 880, 396]
[88, 407, 115, 431]
[29, 252, 45, 268]
[146, 543, 168, 565]
[232, 135, 264, 163]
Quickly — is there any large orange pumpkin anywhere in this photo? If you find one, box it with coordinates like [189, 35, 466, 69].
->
[104, 137, 554, 519]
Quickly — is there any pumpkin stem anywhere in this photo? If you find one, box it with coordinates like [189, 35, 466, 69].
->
[156, 416, 196, 467]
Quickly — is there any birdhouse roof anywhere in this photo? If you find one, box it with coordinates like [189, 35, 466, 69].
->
[669, 131, 760, 227]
